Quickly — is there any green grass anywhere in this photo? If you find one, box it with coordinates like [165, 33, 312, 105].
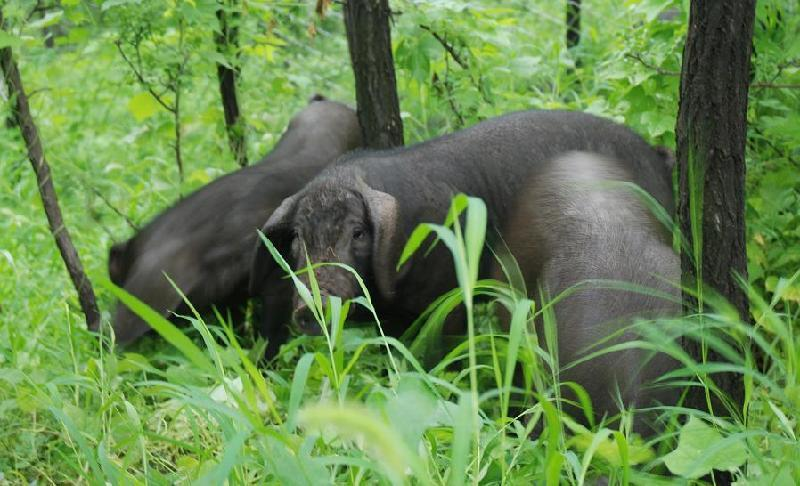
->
[1, 0, 799, 483]
[4, 193, 798, 483]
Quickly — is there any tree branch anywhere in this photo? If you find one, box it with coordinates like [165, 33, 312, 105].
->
[419, 24, 468, 70]
[0, 16, 101, 331]
[751, 82, 800, 89]
[171, 20, 188, 184]
[749, 125, 799, 168]
[114, 40, 175, 113]
[87, 184, 140, 231]
[627, 52, 800, 90]
[419, 24, 493, 105]
[625, 52, 680, 76]
[115, 31, 186, 184]
[431, 71, 465, 128]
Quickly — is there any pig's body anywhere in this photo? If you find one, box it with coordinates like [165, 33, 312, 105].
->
[251, 110, 675, 339]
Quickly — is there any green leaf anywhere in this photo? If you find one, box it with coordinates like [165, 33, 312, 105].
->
[569, 428, 654, 467]
[29, 10, 65, 30]
[640, 110, 674, 138]
[663, 416, 748, 479]
[0, 30, 22, 49]
[127, 92, 162, 121]
[101, 0, 142, 10]
[502, 297, 532, 417]
[65, 27, 90, 44]
[398, 223, 435, 269]
[384, 376, 439, 451]
[463, 196, 487, 286]
[187, 169, 212, 185]
[765, 275, 800, 303]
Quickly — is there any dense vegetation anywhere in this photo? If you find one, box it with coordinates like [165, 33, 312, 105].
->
[0, 0, 798, 483]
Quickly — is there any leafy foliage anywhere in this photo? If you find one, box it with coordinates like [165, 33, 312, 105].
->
[0, 0, 798, 484]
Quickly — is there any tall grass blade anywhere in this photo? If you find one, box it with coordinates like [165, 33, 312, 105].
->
[101, 278, 216, 375]
[48, 406, 103, 484]
[287, 352, 316, 432]
[448, 391, 475, 486]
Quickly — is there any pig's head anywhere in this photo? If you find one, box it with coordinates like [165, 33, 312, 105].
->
[249, 173, 400, 334]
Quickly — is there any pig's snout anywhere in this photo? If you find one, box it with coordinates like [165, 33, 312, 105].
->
[293, 301, 325, 335]
[291, 267, 360, 335]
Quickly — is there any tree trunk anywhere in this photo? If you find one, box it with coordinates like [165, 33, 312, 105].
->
[0, 16, 101, 331]
[566, 0, 581, 50]
[343, 0, 404, 149]
[676, 0, 755, 421]
[215, 0, 247, 167]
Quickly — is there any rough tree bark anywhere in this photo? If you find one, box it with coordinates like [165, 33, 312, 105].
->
[566, 0, 581, 50]
[1, 14, 101, 331]
[676, 1, 755, 419]
[343, 0, 404, 148]
[215, 0, 247, 167]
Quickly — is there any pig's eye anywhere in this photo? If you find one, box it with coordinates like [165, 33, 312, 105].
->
[352, 227, 366, 241]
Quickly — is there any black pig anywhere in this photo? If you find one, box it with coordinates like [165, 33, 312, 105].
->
[495, 151, 679, 429]
[249, 110, 674, 339]
[108, 96, 361, 345]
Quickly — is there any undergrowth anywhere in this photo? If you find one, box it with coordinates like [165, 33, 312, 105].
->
[1, 0, 798, 484]
[2, 196, 798, 484]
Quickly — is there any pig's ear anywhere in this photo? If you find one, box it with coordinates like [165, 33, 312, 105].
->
[109, 240, 132, 286]
[249, 193, 299, 295]
[358, 182, 402, 301]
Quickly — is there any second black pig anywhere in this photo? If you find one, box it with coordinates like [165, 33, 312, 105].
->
[109, 96, 361, 346]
